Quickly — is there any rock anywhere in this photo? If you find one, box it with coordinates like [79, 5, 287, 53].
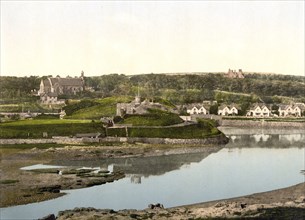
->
[240, 202, 247, 209]
[38, 214, 56, 220]
[38, 185, 61, 193]
[148, 203, 164, 209]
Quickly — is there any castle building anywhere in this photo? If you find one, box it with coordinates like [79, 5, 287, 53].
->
[116, 95, 172, 117]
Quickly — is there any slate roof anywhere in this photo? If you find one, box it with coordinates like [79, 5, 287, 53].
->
[43, 77, 83, 87]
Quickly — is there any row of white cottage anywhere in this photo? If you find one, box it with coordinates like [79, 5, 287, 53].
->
[186, 103, 304, 117]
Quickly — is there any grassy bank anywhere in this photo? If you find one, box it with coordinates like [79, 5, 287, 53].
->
[0, 117, 221, 140]
[109, 119, 220, 139]
[0, 119, 105, 138]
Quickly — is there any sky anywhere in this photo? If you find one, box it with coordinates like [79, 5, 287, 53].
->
[0, 1, 304, 77]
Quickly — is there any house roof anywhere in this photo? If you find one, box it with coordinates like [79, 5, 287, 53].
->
[279, 104, 305, 111]
[186, 103, 208, 110]
[42, 92, 58, 97]
[43, 77, 84, 87]
[250, 103, 271, 110]
[218, 104, 240, 110]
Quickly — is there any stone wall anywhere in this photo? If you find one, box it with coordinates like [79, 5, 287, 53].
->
[0, 138, 83, 145]
[0, 134, 229, 146]
[102, 134, 228, 145]
[221, 119, 305, 128]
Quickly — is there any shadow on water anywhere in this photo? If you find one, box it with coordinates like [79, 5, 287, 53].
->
[51, 146, 223, 177]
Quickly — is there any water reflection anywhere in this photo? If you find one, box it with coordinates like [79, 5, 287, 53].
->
[220, 128, 305, 148]
[52, 146, 222, 184]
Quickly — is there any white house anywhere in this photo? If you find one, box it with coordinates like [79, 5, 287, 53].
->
[218, 104, 239, 116]
[247, 104, 271, 117]
[278, 104, 303, 117]
[186, 104, 209, 115]
[40, 93, 65, 105]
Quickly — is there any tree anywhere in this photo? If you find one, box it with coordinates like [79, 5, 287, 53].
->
[209, 104, 218, 115]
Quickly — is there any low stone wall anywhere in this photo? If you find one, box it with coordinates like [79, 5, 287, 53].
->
[0, 138, 83, 145]
[221, 119, 305, 128]
[0, 134, 229, 145]
[102, 134, 228, 145]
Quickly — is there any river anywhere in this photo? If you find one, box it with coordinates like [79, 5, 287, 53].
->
[1, 128, 304, 220]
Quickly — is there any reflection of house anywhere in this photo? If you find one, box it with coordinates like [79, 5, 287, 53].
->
[247, 103, 271, 117]
[116, 96, 171, 117]
[186, 104, 209, 115]
[218, 104, 239, 116]
[278, 104, 303, 117]
[130, 175, 142, 184]
[38, 71, 85, 104]
[279, 134, 303, 143]
[252, 134, 270, 142]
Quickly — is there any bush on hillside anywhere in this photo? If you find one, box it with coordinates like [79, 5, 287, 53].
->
[63, 100, 99, 116]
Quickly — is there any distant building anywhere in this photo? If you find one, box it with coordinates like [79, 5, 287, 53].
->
[278, 104, 304, 117]
[40, 92, 65, 105]
[38, 71, 85, 104]
[218, 104, 239, 116]
[186, 103, 209, 115]
[225, 69, 244, 78]
[116, 95, 173, 117]
[247, 103, 271, 117]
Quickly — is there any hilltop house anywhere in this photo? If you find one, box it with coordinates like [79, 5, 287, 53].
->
[186, 104, 209, 115]
[38, 71, 85, 104]
[278, 104, 304, 117]
[247, 103, 271, 117]
[225, 69, 244, 78]
[116, 96, 172, 117]
[218, 104, 239, 116]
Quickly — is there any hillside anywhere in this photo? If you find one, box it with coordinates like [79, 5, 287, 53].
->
[1, 73, 304, 110]
[85, 73, 305, 105]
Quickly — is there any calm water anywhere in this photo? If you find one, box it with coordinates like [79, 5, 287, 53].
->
[1, 128, 304, 220]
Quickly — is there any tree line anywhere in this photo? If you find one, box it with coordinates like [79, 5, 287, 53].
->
[1, 73, 304, 104]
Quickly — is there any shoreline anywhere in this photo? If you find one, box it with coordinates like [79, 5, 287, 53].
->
[220, 118, 305, 128]
[55, 182, 305, 219]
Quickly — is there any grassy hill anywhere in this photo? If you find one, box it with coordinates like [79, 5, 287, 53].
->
[120, 109, 183, 126]
[64, 96, 134, 119]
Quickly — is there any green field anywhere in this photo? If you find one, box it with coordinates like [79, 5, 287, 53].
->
[0, 119, 105, 138]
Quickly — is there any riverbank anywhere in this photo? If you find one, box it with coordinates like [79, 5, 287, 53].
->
[54, 182, 305, 219]
[0, 133, 229, 145]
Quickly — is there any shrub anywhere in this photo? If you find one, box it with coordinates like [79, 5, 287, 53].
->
[63, 99, 99, 116]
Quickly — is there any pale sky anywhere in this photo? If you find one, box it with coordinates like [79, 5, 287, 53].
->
[1, 1, 304, 77]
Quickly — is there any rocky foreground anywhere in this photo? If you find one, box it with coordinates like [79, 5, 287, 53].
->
[39, 182, 305, 220]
